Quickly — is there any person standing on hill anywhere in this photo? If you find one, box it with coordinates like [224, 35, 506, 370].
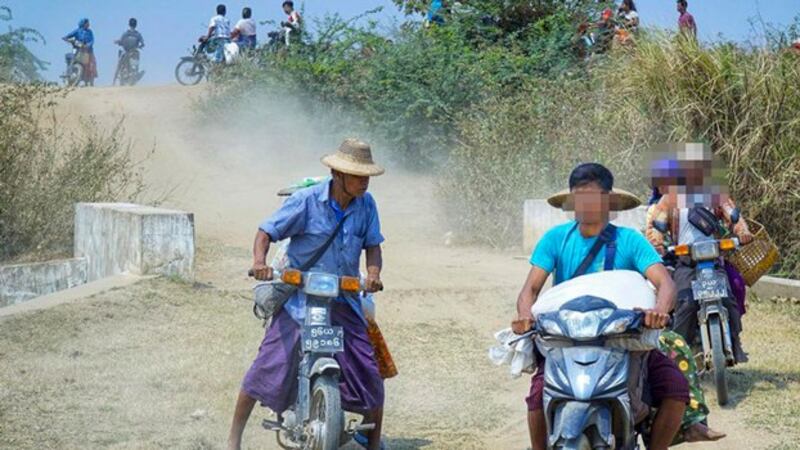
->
[63, 18, 97, 86]
[231, 7, 257, 51]
[203, 4, 232, 63]
[677, 0, 697, 38]
[281, 1, 302, 46]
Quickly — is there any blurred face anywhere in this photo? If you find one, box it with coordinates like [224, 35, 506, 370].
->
[335, 171, 370, 197]
[283, 5, 292, 14]
[569, 182, 610, 224]
[677, 2, 686, 13]
[83, 21, 90, 29]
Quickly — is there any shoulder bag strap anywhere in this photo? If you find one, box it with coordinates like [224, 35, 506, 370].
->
[573, 223, 616, 278]
[297, 214, 347, 272]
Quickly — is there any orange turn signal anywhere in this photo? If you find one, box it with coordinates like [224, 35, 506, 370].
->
[340, 276, 361, 293]
[719, 239, 736, 251]
[674, 244, 690, 256]
[281, 269, 302, 286]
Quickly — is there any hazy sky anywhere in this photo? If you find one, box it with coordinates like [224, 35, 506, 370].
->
[8, 1, 799, 86]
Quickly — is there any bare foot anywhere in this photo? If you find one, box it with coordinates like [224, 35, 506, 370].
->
[685, 423, 726, 442]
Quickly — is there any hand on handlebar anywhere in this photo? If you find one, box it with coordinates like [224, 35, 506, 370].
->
[363, 274, 384, 294]
[635, 308, 670, 329]
[512, 316, 534, 335]
[249, 263, 273, 281]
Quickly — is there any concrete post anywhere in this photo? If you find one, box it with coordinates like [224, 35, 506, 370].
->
[74, 203, 195, 281]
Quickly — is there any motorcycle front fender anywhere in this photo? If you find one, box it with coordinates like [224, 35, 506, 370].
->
[180, 56, 197, 63]
[309, 357, 340, 378]
[549, 401, 613, 449]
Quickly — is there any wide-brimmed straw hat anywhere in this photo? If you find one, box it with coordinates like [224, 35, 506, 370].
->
[321, 138, 385, 177]
[547, 188, 641, 211]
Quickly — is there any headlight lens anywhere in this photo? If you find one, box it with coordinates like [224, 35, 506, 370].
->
[691, 241, 719, 261]
[558, 308, 614, 339]
[539, 319, 564, 336]
[602, 316, 634, 336]
[304, 273, 340, 297]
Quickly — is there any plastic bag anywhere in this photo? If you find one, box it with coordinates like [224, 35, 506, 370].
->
[224, 41, 239, 64]
[488, 328, 535, 378]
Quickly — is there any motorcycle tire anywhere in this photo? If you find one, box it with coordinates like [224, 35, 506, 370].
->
[175, 59, 205, 86]
[66, 63, 83, 87]
[308, 376, 343, 450]
[709, 315, 729, 405]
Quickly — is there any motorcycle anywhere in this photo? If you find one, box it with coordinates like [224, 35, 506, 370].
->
[666, 237, 740, 405]
[174, 43, 212, 86]
[113, 45, 143, 86]
[525, 270, 659, 449]
[61, 39, 88, 87]
[249, 268, 376, 450]
[175, 37, 240, 86]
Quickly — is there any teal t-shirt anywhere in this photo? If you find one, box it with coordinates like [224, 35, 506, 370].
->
[530, 221, 662, 285]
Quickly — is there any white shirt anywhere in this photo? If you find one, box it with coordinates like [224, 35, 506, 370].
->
[285, 11, 301, 30]
[209, 14, 231, 39]
[235, 18, 256, 36]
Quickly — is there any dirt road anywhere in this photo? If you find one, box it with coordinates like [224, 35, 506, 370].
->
[1, 85, 798, 450]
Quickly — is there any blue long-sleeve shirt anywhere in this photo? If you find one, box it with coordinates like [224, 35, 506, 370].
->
[64, 27, 94, 50]
[259, 181, 385, 323]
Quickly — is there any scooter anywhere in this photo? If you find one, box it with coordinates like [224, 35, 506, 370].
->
[666, 237, 740, 405]
[251, 268, 375, 450]
[523, 270, 659, 449]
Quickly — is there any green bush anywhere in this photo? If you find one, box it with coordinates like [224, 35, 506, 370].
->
[203, 4, 800, 277]
[0, 6, 47, 82]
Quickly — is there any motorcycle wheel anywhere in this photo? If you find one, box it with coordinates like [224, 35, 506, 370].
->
[174, 59, 205, 86]
[66, 63, 83, 87]
[709, 315, 729, 405]
[307, 376, 343, 450]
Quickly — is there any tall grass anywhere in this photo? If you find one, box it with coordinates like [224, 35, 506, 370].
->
[0, 84, 148, 262]
[441, 32, 800, 276]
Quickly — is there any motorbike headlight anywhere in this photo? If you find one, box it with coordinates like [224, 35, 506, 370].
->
[558, 308, 614, 339]
[539, 319, 564, 336]
[304, 273, 340, 297]
[691, 241, 719, 261]
[602, 316, 635, 336]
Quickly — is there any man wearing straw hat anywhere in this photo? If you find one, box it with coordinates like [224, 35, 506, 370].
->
[227, 139, 387, 450]
[512, 163, 689, 450]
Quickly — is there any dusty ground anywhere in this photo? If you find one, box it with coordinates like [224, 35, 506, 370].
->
[1, 85, 799, 449]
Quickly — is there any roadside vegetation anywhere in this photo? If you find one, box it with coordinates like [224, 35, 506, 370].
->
[203, 1, 800, 277]
[0, 8, 147, 263]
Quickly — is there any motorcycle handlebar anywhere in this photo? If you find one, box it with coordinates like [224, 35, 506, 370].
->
[246, 268, 384, 292]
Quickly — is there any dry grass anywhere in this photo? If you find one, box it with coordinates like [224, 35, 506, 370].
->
[1, 272, 798, 449]
[440, 33, 800, 278]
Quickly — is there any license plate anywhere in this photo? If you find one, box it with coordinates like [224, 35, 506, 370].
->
[692, 274, 728, 301]
[302, 326, 344, 353]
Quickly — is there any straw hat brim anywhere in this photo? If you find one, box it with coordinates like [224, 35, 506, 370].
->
[547, 188, 641, 211]
[321, 153, 385, 177]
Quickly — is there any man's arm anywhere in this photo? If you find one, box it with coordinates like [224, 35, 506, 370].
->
[643, 263, 675, 328]
[251, 230, 273, 280]
[513, 266, 550, 333]
[364, 245, 383, 293]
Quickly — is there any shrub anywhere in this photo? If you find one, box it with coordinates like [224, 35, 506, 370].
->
[441, 32, 800, 277]
[0, 84, 147, 262]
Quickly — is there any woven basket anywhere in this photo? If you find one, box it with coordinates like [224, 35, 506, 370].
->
[728, 219, 779, 287]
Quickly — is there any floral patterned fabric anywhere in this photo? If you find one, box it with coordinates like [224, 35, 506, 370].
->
[659, 330, 709, 441]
